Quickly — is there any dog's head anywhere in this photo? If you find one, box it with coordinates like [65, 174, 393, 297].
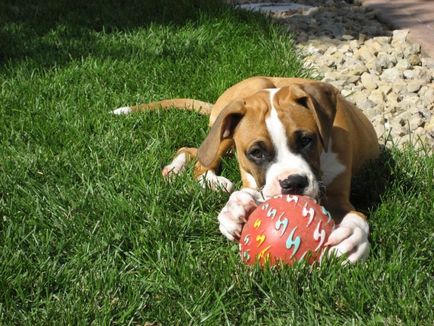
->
[198, 82, 338, 199]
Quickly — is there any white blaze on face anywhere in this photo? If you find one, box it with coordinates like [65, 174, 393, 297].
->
[262, 89, 320, 199]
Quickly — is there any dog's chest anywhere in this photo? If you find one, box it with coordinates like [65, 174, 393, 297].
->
[319, 146, 346, 186]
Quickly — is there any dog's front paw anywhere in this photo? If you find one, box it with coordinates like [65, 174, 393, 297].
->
[218, 188, 262, 241]
[198, 171, 234, 193]
[162, 153, 188, 177]
[326, 212, 370, 264]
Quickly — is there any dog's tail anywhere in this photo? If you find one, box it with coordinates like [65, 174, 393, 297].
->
[112, 99, 213, 116]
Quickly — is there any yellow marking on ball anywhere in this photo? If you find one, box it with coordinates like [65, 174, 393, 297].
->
[257, 245, 271, 260]
[256, 234, 266, 247]
[253, 219, 262, 229]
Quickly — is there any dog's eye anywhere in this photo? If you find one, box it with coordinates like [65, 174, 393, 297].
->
[249, 148, 264, 160]
[247, 143, 270, 164]
[299, 135, 314, 148]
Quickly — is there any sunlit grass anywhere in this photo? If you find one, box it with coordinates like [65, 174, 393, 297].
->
[1, 0, 433, 324]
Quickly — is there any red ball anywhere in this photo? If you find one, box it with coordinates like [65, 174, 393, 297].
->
[239, 195, 335, 266]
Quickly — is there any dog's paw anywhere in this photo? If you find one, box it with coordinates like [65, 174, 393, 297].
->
[198, 171, 234, 193]
[218, 188, 262, 241]
[162, 153, 188, 177]
[326, 212, 370, 264]
[112, 106, 132, 115]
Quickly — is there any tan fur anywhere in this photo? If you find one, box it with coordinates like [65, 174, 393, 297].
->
[131, 98, 213, 115]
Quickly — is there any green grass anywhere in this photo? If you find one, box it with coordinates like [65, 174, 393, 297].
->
[1, 0, 433, 324]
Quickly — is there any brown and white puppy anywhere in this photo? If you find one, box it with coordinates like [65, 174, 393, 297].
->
[113, 76, 379, 263]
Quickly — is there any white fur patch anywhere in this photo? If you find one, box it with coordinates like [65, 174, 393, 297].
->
[340, 213, 369, 234]
[112, 106, 132, 115]
[319, 140, 346, 185]
[162, 152, 188, 176]
[262, 89, 319, 199]
[218, 188, 262, 241]
[198, 170, 234, 192]
[328, 212, 370, 263]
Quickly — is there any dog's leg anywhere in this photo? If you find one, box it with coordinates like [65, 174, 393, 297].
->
[196, 139, 234, 192]
[323, 194, 370, 264]
[327, 211, 370, 264]
[218, 188, 263, 241]
[319, 156, 371, 264]
[163, 140, 234, 192]
[162, 147, 197, 177]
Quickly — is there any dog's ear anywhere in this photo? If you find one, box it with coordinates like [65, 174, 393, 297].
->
[278, 83, 338, 150]
[198, 100, 246, 168]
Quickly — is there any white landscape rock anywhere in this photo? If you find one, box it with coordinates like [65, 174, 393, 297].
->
[360, 72, 379, 90]
[391, 29, 409, 47]
[381, 67, 403, 83]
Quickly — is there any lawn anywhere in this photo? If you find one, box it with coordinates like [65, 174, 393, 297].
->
[0, 0, 433, 324]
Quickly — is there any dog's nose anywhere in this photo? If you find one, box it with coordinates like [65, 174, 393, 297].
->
[279, 175, 308, 195]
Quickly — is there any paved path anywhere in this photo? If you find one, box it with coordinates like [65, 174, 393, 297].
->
[361, 0, 434, 58]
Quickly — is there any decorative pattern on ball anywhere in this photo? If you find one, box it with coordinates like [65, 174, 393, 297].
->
[239, 195, 335, 266]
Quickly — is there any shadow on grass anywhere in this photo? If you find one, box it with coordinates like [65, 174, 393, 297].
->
[0, 0, 266, 68]
[350, 143, 429, 217]
[350, 146, 395, 216]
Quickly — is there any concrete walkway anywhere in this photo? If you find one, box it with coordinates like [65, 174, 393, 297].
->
[361, 0, 434, 58]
